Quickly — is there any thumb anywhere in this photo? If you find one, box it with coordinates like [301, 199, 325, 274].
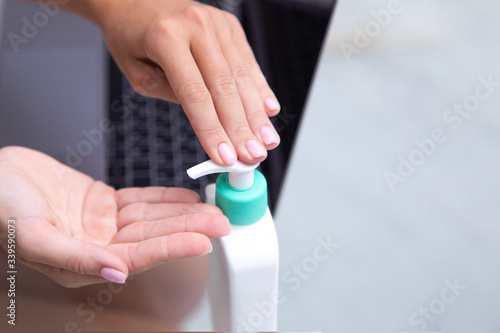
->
[17, 218, 129, 284]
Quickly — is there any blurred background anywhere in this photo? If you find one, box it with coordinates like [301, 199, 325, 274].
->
[2, 0, 500, 332]
[273, 0, 500, 332]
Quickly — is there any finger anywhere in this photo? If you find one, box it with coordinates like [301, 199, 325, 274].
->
[144, 28, 236, 166]
[109, 232, 212, 274]
[81, 181, 119, 242]
[17, 258, 107, 288]
[116, 202, 222, 229]
[216, 14, 280, 150]
[116, 187, 201, 210]
[112, 213, 230, 244]
[190, 17, 267, 164]
[227, 13, 281, 117]
[17, 217, 129, 283]
[117, 58, 179, 102]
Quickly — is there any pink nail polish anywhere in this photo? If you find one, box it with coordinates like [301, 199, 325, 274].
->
[202, 244, 213, 256]
[100, 267, 127, 284]
[260, 126, 280, 146]
[218, 143, 237, 165]
[264, 97, 281, 112]
[246, 140, 267, 159]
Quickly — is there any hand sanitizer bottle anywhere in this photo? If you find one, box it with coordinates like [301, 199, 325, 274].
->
[187, 160, 279, 332]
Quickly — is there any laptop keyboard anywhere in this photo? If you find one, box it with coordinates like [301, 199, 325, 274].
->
[107, 79, 216, 197]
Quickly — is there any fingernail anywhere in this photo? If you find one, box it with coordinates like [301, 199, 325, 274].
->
[218, 143, 237, 165]
[264, 97, 280, 112]
[225, 224, 232, 236]
[260, 126, 280, 146]
[203, 244, 213, 256]
[246, 140, 267, 159]
[100, 267, 127, 284]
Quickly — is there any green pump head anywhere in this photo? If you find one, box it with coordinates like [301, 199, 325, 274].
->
[187, 160, 268, 226]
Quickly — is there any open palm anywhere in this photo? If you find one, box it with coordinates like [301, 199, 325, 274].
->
[0, 146, 230, 288]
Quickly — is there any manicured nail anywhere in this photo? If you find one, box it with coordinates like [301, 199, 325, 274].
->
[260, 126, 280, 146]
[218, 143, 237, 165]
[246, 140, 267, 159]
[264, 97, 280, 112]
[199, 243, 213, 257]
[100, 268, 127, 284]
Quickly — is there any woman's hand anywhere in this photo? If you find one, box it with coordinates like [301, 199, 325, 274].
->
[65, 0, 281, 166]
[0, 146, 230, 288]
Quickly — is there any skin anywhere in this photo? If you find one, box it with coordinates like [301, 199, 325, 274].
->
[0, 146, 230, 330]
[48, 0, 281, 165]
[2, 0, 281, 328]
[0, 146, 231, 286]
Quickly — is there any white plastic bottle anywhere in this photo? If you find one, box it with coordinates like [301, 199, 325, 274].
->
[187, 160, 279, 332]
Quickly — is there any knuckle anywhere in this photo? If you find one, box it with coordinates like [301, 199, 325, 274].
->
[223, 11, 246, 37]
[147, 18, 177, 40]
[256, 82, 271, 94]
[64, 244, 91, 274]
[245, 58, 261, 72]
[230, 123, 250, 137]
[213, 74, 237, 99]
[201, 121, 223, 140]
[65, 256, 88, 275]
[224, 11, 241, 26]
[254, 74, 272, 92]
[232, 65, 251, 83]
[143, 19, 179, 57]
[144, 21, 173, 51]
[184, 5, 212, 29]
[182, 80, 211, 105]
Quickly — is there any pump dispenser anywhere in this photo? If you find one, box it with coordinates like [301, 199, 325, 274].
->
[187, 160, 267, 226]
[187, 160, 279, 332]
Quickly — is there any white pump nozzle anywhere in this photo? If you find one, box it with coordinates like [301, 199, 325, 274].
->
[187, 160, 259, 191]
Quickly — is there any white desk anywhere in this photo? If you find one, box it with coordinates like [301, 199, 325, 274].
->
[275, 0, 500, 332]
